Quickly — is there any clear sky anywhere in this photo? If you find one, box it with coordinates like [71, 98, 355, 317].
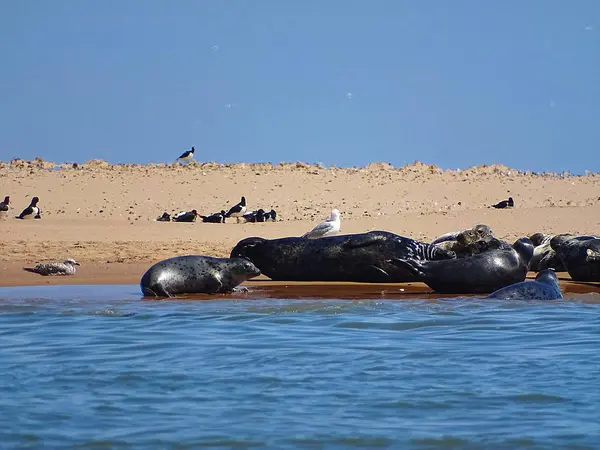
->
[1, 1, 598, 173]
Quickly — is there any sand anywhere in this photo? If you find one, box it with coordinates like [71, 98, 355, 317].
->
[1, 158, 599, 290]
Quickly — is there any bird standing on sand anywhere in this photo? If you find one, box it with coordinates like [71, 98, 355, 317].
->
[225, 197, 247, 223]
[24, 259, 80, 276]
[16, 196, 41, 219]
[302, 209, 341, 239]
[491, 197, 514, 209]
[177, 146, 195, 163]
[0, 196, 10, 218]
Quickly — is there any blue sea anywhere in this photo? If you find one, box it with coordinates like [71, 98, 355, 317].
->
[1, 284, 599, 449]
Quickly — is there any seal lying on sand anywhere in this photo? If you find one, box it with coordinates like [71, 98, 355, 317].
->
[140, 255, 261, 297]
[431, 224, 494, 246]
[230, 231, 455, 283]
[390, 238, 534, 294]
[529, 233, 566, 272]
[550, 234, 600, 282]
[487, 269, 563, 300]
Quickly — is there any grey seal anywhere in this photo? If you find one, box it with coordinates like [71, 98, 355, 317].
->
[431, 224, 494, 246]
[230, 231, 455, 283]
[550, 234, 600, 282]
[487, 269, 563, 300]
[389, 238, 534, 294]
[529, 233, 566, 272]
[140, 255, 261, 297]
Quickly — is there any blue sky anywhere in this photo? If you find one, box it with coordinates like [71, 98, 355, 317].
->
[1, 1, 598, 173]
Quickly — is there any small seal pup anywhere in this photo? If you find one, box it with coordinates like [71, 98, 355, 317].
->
[24, 259, 80, 276]
[140, 255, 261, 297]
[487, 269, 563, 300]
[390, 238, 534, 294]
[550, 234, 600, 282]
[230, 231, 455, 283]
[529, 232, 566, 272]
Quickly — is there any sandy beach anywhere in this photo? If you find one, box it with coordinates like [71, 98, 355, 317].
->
[1, 158, 599, 289]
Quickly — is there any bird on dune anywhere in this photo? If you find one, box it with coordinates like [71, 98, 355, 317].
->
[302, 208, 341, 239]
[200, 210, 227, 223]
[491, 197, 514, 209]
[24, 259, 80, 276]
[0, 196, 10, 218]
[177, 146, 195, 163]
[225, 197, 247, 223]
[16, 196, 41, 219]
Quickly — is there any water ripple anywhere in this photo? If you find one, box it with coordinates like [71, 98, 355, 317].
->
[0, 284, 599, 448]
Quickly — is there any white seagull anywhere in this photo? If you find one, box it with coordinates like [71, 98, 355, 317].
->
[302, 208, 341, 239]
[24, 258, 81, 276]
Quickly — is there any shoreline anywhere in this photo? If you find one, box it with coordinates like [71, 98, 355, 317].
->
[1, 262, 599, 301]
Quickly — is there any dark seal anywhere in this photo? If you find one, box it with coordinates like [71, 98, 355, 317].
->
[140, 255, 261, 297]
[487, 269, 563, 300]
[390, 238, 534, 294]
[230, 231, 455, 283]
[529, 233, 566, 272]
[550, 234, 600, 282]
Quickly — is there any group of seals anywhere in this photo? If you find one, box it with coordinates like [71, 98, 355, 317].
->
[528, 233, 600, 282]
[141, 221, 596, 298]
[392, 238, 534, 294]
[230, 231, 455, 283]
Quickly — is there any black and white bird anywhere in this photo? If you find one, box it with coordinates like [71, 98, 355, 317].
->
[200, 210, 227, 223]
[172, 210, 199, 222]
[24, 258, 80, 276]
[263, 209, 277, 222]
[0, 196, 10, 218]
[302, 208, 341, 239]
[177, 146, 195, 163]
[224, 196, 247, 223]
[16, 196, 40, 220]
[156, 212, 171, 222]
[491, 197, 514, 209]
[243, 209, 265, 223]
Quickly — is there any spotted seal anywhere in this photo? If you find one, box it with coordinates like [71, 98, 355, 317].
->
[140, 255, 261, 297]
[389, 238, 534, 294]
[550, 234, 600, 282]
[230, 231, 455, 283]
[487, 269, 563, 300]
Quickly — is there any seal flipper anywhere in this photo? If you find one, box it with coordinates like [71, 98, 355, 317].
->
[364, 265, 391, 282]
[143, 283, 172, 298]
[388, 258, 428, 279]
[204, 276, 224, 294]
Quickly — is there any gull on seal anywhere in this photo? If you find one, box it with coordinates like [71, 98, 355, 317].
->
[302, 208, 341, 239]
[24, 258, 81, 276]
[16, 196, 40, 219]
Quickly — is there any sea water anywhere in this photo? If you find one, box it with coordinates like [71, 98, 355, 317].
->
[0, 285, 599, 449]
